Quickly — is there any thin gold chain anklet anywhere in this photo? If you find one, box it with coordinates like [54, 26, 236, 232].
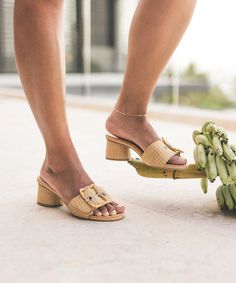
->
[114, 108, 147, 117]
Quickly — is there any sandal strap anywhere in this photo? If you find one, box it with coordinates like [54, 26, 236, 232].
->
[141, 139, 178, 167]
[67, 184, 113, 217]
[161, 137, 184, 154]
[95, 186, 113, 203]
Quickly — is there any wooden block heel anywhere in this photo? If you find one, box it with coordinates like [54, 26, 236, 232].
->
[106, 139, 131, 161]
[37, 184, 63, 207]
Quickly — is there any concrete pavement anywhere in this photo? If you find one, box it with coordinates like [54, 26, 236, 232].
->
[1, 96, 236, 283]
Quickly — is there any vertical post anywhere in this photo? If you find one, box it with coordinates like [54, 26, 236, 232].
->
[171, 69, 179, 106]
[0, 0, 4, 73]
[82, 0, 91, 96]
[75, 0, 84, 73]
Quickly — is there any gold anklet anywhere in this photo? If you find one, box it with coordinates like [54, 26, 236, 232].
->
[114, 108, 147, 117]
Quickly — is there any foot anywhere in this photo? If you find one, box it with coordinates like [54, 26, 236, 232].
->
[40, 149, 125, 217]
[105, 110, 187, 165]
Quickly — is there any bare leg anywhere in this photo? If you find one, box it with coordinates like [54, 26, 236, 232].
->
[14, 0, 124, 216]
[106, 0, 196, 164]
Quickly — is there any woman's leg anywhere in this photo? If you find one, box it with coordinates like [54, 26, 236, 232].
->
[106, 0, 196, 164]
[14, 0, 124, 216]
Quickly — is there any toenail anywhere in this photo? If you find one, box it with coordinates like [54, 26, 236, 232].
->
[118, 206, 125, 209]
[104, 211, 109, 216]
[111, 210, 117, 216]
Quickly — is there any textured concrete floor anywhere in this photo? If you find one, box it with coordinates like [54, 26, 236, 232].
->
[1, 96, 236, 283]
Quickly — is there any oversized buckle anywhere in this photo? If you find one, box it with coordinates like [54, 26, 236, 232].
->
[80, 184, 109, 209]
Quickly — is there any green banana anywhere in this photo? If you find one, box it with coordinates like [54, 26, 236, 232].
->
[222, 185, 234, 210]
[207, 149, 217, 182]
[212, 135, 223, 156]
[226, 161, 236, 182]
[195, 135, 211, 147]
[230, 144, 236, 154]
[204, 162, 210, 180]
[215, 155, 229, 185]
[216, 126, 228, 141]
[229, 184, 236, 208]
[200, 178, 208, 194]
[205, 123, 217, 133]
[201, 121, 216, 133]
[227, 176, 235, 185]
[222, 142, 236, 162]
[203, 132, 213, 147]
[216, 185, 225, 209]
[192, 130, 203, 145]
[197, 144, 207, 169]
[193, 145, 201, 170]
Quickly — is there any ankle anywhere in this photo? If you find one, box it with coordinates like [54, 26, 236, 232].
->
[106, 109, 147, 129]
[40, 153, 93, 185]
[114, 101, 148, 116]
[106, 110, 152, 145]
[43, 147, 79, 174]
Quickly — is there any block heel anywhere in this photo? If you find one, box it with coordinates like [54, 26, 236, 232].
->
[106, 139, 131, 161]
[37, 184, 63, 207]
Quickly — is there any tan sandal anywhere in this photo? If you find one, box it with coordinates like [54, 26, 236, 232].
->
[37, 176, 125, 221]
[105, 134, 189, 170]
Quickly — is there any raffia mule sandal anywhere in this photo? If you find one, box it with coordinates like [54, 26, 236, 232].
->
[37, 176, 125, 221]
[106, 134, 189, 170]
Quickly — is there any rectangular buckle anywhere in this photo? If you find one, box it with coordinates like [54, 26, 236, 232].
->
[80, 186, 105, 209]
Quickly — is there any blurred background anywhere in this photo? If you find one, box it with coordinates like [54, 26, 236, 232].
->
[2, 2, 236, 281]
[0, 0, 236, 109]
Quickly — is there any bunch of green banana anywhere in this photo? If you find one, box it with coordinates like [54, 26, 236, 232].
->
[192, 121, 236, 208]
[216, 184, 236, 210]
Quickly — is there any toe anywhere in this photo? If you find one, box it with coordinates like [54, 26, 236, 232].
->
[99, 206, 109, 217]
[93, 209, 102, 216]
[112, 202, 125, 214]
[168, 155, 187, 165]
[105, 204, 117, 216]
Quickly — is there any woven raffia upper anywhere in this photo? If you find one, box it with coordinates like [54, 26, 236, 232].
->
[142, 139, 177, 167]
[67, 184, 113, 217]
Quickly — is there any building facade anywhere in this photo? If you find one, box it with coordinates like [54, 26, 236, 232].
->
[0, 0, 15, 72]
[0, 0, 137, 73]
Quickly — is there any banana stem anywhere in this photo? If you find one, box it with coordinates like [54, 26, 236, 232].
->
[128, 159, 206, 179]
